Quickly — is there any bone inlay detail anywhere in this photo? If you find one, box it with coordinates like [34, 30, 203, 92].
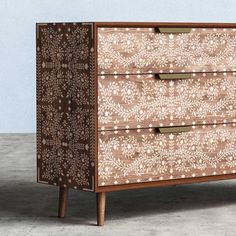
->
[98, 124, 236, 186]
[98, 73, 236, 130]
[98, 28, 236, 74]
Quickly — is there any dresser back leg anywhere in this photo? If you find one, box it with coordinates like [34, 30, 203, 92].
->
[97, 192, 106, 226]
[58, 186, 68, 218]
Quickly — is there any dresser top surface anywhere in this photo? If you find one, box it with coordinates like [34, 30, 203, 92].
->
[36, 22, 236, 28]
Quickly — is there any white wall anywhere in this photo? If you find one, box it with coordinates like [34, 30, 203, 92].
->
[0, 0, 236, 133]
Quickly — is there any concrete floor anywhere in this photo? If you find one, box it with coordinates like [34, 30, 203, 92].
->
[1, 134, 236, 236]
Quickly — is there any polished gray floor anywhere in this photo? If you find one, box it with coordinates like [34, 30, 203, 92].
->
[1, 134, 236, 235]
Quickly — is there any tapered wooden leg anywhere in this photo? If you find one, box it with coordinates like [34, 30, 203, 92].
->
[97, 192, 106, 226]
[58, 186, 68, 218]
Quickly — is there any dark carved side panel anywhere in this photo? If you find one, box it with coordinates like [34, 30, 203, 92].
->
[36, 23, 95, 191]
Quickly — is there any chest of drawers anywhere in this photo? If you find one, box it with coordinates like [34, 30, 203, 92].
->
[37, 22, 236, 226]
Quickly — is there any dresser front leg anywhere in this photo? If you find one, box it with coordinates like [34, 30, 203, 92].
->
[97, 192, 106, 226]
[58, 186, 68, 218]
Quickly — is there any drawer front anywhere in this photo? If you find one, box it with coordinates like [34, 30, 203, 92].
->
[98, 72, 236, 130]
[98, 27, 236, 74]
[98, 123, 236, 186]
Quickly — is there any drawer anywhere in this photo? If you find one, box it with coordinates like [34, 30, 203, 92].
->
[98, 27, 236, 75]
[98, 123, 236, 186]
[98, 72, 236, 130]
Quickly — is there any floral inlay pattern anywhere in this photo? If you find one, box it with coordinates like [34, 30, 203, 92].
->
[37, 23, 95, 190]
[98, 124, 236, 186]
[98, 28, 236, 74]
[37, 23, 236, 191]
[98, 73, 236, 130]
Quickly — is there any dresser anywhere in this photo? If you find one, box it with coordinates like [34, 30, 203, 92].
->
[36, 22, 236, 226]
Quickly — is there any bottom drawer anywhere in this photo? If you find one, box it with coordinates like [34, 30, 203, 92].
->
[98, 123, 236, 186]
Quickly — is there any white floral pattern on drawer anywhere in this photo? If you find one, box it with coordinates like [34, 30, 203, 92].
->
[98, 123, 236, 186]
[98, 73, 236, 130]
[98, 28, 236, 74]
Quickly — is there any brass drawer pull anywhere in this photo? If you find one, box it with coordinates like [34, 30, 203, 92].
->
[156, 126, 191, 134]
[156, 73, 192, 80]
[155, 27, 191, 34]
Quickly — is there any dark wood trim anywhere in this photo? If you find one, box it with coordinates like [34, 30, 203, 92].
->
[95, 174, 236, 192]
[95, 22, 236, 28]
[96, 192, 106, 226]
[94, 23, 99, 192]
[58, 186, 68, 218]
[36, 24, 40, 185]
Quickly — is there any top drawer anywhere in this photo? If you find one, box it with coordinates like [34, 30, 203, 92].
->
[98, 27, 236, 75]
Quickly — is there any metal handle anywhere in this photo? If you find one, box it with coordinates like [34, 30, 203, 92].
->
[155, 28, 191, 34]
[156, 126, 191, 134]
[156, 73, 192, 80]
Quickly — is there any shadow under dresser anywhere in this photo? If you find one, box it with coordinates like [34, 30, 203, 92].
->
[36, 22, 236, 225]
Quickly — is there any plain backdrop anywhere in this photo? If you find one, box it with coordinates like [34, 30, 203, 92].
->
[0, 0, 236, 133]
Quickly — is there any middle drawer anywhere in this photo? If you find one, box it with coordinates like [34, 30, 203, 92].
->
[98, 72, 236, 130]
